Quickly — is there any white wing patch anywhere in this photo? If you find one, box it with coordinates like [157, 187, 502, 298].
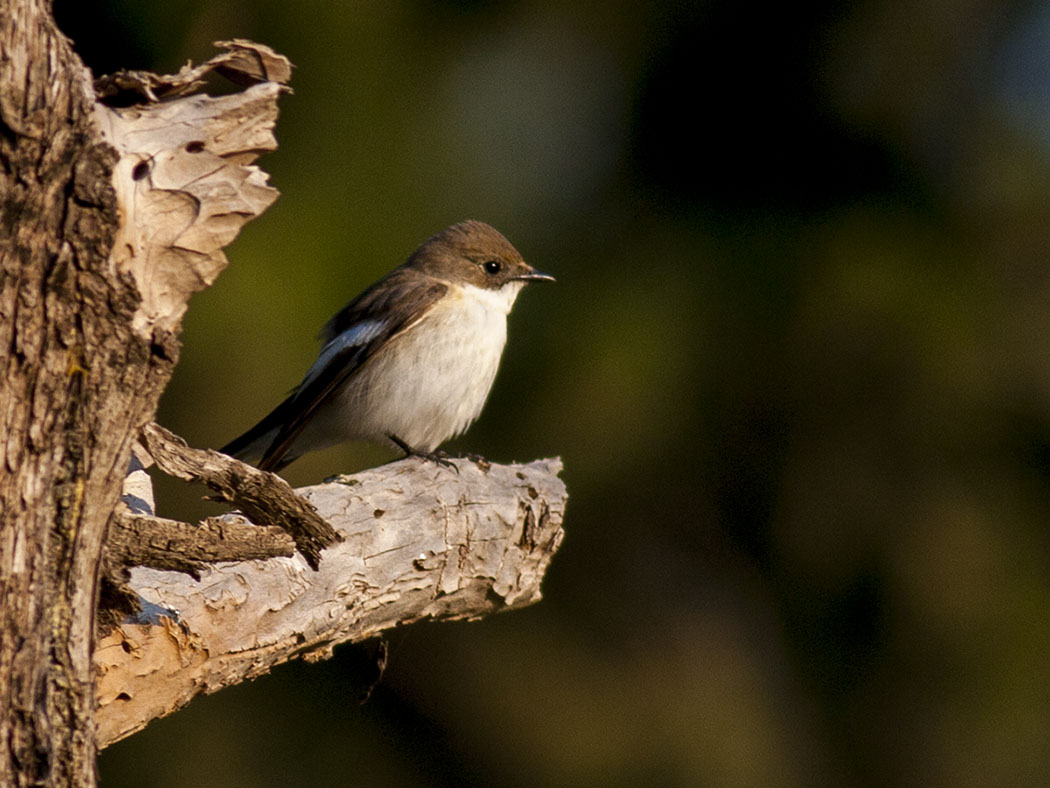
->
[301, 319, 386, 390]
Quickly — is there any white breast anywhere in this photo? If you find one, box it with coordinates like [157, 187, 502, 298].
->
[301, 281, 525, 453]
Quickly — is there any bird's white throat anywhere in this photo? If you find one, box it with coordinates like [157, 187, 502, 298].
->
[457, 280, 526, 315]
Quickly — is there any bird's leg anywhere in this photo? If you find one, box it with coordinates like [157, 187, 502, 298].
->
[387, 434, 459, 472]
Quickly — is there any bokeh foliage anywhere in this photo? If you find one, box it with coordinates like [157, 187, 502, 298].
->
[52, 1, 1050, 786]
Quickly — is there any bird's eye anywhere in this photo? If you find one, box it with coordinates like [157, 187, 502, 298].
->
[483, 260, 502, 275]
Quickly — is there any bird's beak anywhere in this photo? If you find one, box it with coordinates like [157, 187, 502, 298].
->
[515, 266, 555, 283]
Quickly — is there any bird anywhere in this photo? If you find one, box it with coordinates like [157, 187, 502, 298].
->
[220, 220, 554, 472]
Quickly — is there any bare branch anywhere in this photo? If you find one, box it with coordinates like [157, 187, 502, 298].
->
[141, 423, 340, 569]
[95, 457, 566, 748]
[107, 511, 296, 578]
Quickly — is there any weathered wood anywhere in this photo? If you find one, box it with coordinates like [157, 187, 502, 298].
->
[95, 39, 292, 102]
[141, 422, 340, 569]
[1, 4, 130, 786]
[93, 41, 287, 336]
[95, 457, 566, 748]
[106, 512, 296, 578]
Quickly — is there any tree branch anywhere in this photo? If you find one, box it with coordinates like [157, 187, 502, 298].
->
[95, 457, 566, 748]
[106, 512, 295, 579]
[140, 422, 340, 569]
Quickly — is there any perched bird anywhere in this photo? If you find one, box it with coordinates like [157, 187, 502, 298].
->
[221, 220, 553, 472]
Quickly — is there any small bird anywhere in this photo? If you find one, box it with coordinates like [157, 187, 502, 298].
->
[221, 220, 553, 472]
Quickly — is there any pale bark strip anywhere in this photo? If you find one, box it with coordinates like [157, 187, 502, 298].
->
[95, 457, 566, 748]
[94, 39, 292, 102]
[93, 41, 288, 336]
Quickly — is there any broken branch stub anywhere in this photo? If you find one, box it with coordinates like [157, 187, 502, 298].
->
[94, 40, 291, 338]
[141, 423, 340, 569]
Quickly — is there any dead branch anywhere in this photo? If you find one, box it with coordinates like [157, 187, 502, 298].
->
[140, 423, 340, 569]
[95, 457, 566, 748]
[107, 512, 295, 579]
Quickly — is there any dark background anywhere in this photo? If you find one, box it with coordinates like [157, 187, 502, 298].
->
[53, 1, 1050, 786]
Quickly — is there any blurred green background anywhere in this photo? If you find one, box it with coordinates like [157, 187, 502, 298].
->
[54, 1, 1050, 786]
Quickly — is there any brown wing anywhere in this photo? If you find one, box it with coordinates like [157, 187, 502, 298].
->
[255, 271, 447, 471]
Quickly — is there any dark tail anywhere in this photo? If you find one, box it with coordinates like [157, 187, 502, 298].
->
[219, 392, 298, 469]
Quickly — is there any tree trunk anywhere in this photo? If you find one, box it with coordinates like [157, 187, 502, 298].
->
[0, 3, 140, 786]
[0, 5, 285, 786]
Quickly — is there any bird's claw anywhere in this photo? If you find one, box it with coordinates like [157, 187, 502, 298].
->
[388, 434, 460, 473]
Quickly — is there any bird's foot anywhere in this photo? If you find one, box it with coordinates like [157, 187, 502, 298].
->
[388, 434, 459, 472]
[415, 448, 459, 472]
